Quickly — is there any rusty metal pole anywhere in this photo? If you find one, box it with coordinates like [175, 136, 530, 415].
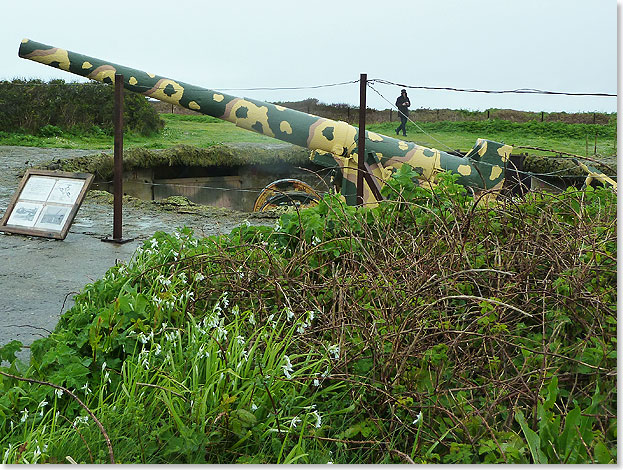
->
[113, 74, 123, 239]
[356, 73, 367, 206]
[103, 74, 133, 244]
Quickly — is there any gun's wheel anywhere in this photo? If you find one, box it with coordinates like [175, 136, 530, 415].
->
[253, 179, 321, 212]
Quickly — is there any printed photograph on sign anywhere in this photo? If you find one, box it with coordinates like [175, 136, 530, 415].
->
[47, 179, 85, 205]
[6, 201, 44, 228]
[19, 176, 57, 202]
[34, 204, 71, 231]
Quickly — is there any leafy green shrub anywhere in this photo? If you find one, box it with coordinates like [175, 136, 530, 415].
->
[0, 168, 616, 463]
[0, 79, 164, 136]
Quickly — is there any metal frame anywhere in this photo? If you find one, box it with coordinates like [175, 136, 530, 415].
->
[0, 169, 93, 240]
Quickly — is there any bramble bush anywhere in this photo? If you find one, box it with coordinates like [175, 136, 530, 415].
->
[0, 168, 616, 463]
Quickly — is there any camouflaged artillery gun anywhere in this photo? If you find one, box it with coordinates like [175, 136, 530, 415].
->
[19, 38, 519, 210]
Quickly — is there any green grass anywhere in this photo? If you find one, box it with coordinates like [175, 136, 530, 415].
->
[369, 120, 617, 158]
[0, 113, 616, 159]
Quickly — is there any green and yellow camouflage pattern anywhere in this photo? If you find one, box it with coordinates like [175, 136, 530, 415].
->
[19, 39, 514, 205]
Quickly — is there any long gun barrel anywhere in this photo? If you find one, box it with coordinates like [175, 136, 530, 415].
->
[19, 39, 513, 204]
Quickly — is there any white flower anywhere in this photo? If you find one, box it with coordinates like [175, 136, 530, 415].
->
[194, 272, 205, 282]
[285, 307, 295, 321]
[38, 400, 48, 409]
[290, 417, 301, 428]
[251, 403, 258, 411]
[20, 409, 28, 423]
[55, 389, 63, 398]
[81, 382, 91, 395]
[327, 344, 340, 360]
[222, 292, 229, 308]
[101, 362, 107, 371]
[154, 344, 162, 356]
[103, 371, 111, 384]
[236, 335, 245, 346]
[282, 355, 294, 379]
[313, 378, 320, 387]
[312, 236, 321, 246]
[73, 415, 89, 426]
[248, 312, 256, 326]
[412, 411, 423, 426]
[216, 326, 228, 342]
[311, 410, 322, 428]
[150, 238, 159, 249]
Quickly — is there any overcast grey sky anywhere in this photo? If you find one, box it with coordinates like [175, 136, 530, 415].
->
[2, 0, 618, 113]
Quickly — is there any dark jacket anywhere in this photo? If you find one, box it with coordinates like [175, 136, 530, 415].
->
[396, 94, 410, 117]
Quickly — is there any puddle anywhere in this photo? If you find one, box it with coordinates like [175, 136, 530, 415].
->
[93, 162, 334, 212]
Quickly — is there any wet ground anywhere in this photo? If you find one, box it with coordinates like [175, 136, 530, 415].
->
[0, 146, 273, 362]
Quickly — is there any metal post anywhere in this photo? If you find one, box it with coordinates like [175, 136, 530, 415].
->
[356, 73, 367, 206]
[102, 74, 133, 244]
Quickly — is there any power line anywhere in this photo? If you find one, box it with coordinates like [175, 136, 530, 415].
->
[3, 78, 616, 98]
[368, 78, 617, 98]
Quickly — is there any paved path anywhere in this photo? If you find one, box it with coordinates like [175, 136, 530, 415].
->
[0, 146, 263, 362]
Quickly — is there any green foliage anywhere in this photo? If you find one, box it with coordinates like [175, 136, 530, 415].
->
[0, 79, 164, 136]
[0, 168, 616, 463]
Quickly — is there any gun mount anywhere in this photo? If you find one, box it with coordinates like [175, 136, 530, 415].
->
[19, 39, 516, 207]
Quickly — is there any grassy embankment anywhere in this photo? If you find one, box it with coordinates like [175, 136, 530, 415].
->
[0, 113, 617, 159]
[0, 169, 616, 464]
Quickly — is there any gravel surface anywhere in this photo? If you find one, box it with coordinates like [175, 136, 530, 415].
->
[0, 146, 270, 362]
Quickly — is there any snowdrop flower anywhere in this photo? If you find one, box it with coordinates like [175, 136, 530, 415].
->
[101, 362, 107, 371]
[150, 238, 159, 249]
[216, 326, 228, 342]
[251, 403, 258, 411]
[312, 236, 321, 246]
[282, 355, 294, 379]
[285, 307, 295, 321]
[290, 417, 301, 428]
[20, 409, 28, 423]
[222, 292, 229, 308]
[248, 312, 256, 326]
[178, 272, 187, 284]
[232, 305, 240, 316]
[154, 344, 162, 356]
[313, 378, 320, 387]
[412, 411, 423, 426]
[38, 400, 48, 409]
[311, 410, 322, 428]
[236, 335, 245, 346]
[194, 272, 205, 282]
[81, 382, 91, 395]
[55, 389, 63, 398]
[73, 415, 89, 426]
[327, 344, 340, 360]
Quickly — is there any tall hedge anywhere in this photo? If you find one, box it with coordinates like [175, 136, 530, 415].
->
[0, 79, 164, 136]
